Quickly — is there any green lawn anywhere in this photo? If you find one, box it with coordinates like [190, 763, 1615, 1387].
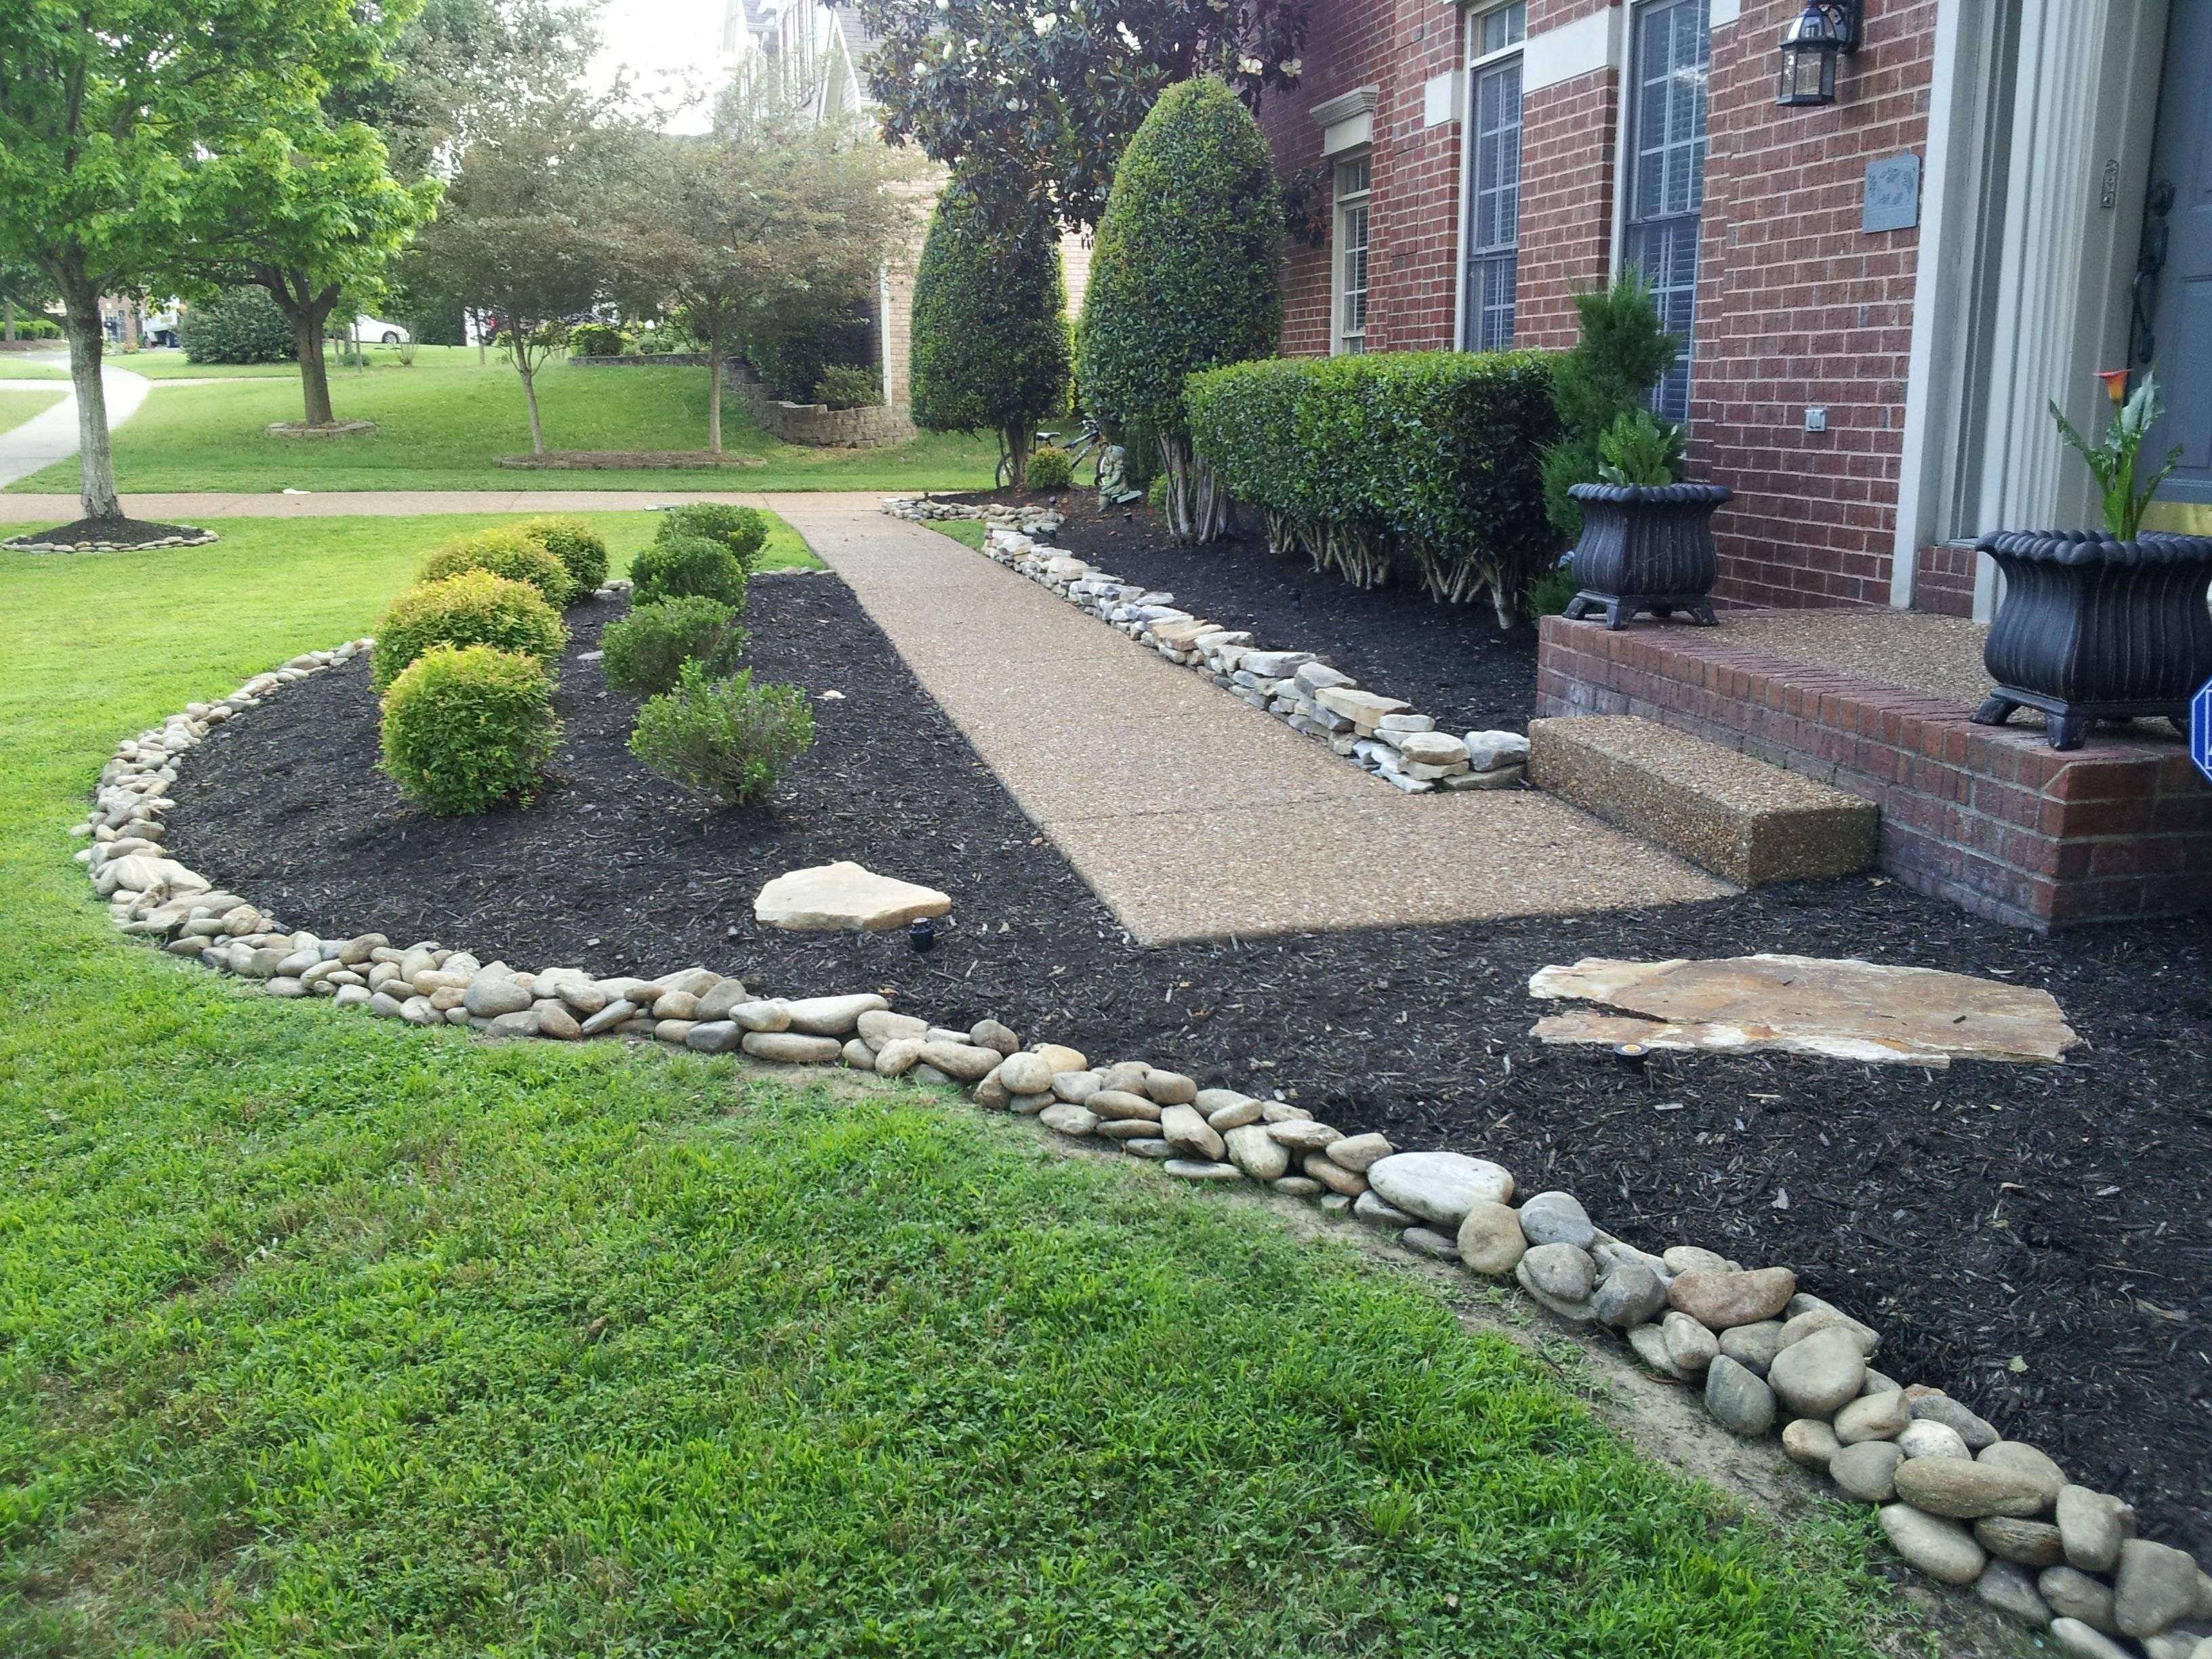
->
[0, 515, 1904, 1656]
[7, 356, 1000, 494]
[0, 388, 64, 436]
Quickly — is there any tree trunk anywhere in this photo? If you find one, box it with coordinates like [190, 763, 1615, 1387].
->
[476, 311, 487, 365]
[1159, 434, 1232, 544]
[293, 308, 335, 427]
[707, 332, 724, 455]
[518, 355, 546, 454]
[3, 299, 14, 343]
[1005, 422, 1033, 493]
[58, 263, 121, 522]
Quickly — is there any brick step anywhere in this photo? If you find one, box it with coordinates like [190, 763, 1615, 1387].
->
[1530, 715, 1878, 887]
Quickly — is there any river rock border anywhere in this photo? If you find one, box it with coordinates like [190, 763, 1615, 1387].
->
[74, 631, 2212, 1658]
[882, 496, 1530, 793]
[7, 526, 218, 553]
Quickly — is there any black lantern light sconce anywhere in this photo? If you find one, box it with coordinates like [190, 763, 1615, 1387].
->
[1777, 0, 1864, 108]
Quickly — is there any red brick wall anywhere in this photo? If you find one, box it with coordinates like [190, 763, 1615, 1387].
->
[1258, 0, 1943, 613]
[1692, 0, 1936, 611]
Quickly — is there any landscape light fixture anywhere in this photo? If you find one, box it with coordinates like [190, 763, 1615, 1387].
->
[1776, 0, 1862, 108]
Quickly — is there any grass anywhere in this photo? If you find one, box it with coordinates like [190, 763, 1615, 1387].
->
[0, 389, 64, 437]
[0, 514, 1903, 1656]
[7, 356, 1000, 494]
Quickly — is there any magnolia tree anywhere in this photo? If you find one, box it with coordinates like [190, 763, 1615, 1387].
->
[909, 180, 1069, 489]
[405, 95, 624, 454]
[612, 100, 915, 453]
[184, 120, 443, 428]
[0, 0, 405, 525]
[1077, 77, 1283, 544]
[853, 0, 1308, 232]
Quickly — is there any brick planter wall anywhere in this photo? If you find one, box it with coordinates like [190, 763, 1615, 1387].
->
[1536, 616, 2212, 930]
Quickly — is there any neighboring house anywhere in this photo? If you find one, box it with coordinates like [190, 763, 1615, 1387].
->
[1257, 0, 2196, 623]
[720, 0, 1091, 413]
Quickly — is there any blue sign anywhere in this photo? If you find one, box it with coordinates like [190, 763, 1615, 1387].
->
[2194, 678, 2212, 786]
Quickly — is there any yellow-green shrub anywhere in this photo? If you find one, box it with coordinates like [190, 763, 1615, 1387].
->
[418, 527, 575, 608]
[372, 569, 568, 691]
[380, 644, 558, 815]
[514, 514, 610, 593]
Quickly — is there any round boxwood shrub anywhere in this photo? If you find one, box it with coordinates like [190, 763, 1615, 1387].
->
[182, 285, 295, 365]
[601, 596, 747, 694]
[1025, 445, 1075, 491]
[1076, 76, 1283, 541]
[372, 569, 569, 691]
[910, 178, 1071, 491]
[380, 644, 558, 815]
[630, 531, 751, 609]
[630, 660, 813, 804]
[656, 503, 768, 572]
[514, 514, 609, 593]
[567, 321, 629, 356]
[418, 527, 577, 608]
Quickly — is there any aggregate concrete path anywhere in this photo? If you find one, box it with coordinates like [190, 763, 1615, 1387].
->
[766, 493, 1732, 944]
[0, 363, 152, 489]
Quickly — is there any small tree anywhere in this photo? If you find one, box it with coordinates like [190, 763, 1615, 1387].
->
[182, 119, 442, 426]
[1537, 273, 1679, 539]
[0, 0, 402, 523]
[1077, 77, 1283, 544]
[611, 101, 914, 455]
[909, 179, 1070, 491]
[405, 95, 621, 453]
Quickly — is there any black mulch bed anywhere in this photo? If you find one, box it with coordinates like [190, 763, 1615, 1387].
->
[955, 487, 1542, 735]
[5, 516, 210, 550]
[164, 568, 2212, 1555]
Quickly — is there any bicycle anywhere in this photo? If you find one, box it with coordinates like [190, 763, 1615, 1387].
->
[993, 411, 1112, 489]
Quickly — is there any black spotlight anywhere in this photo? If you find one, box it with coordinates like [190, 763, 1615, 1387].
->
[909, 917, 939, 954]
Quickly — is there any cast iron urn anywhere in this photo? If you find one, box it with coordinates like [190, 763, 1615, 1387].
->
[1562, 481, 1734, 629]
[1969, 529, 2212, 750]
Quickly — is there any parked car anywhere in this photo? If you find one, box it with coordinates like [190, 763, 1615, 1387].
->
[355, 315, 411, 345]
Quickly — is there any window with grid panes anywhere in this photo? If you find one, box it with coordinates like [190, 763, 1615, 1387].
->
[1622, 0, 1709, 422]
[1335, 154, 1372, 354]
[1463, 3, 1526, 352]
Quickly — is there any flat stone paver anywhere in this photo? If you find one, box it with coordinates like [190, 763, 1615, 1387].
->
[767, 493, 1733, 944]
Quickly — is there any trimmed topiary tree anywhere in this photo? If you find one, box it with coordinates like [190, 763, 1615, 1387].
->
[909, 179, 1071, 494]
[1538, 273, 1679, 540]
[371, 569, 569, 691]
[1076, 76, 1283, 544]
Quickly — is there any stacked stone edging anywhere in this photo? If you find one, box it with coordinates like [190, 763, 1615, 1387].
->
[882, 496, 1531, 794]
[75, 628, 2212, 1654]
[7, 527, 218, 553]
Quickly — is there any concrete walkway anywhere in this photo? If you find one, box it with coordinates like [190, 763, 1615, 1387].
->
[0, 362, 152, 489]
[768, 493, 1730, 944]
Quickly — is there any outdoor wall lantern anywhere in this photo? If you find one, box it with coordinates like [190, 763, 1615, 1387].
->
[1776, 1, 1862, 107]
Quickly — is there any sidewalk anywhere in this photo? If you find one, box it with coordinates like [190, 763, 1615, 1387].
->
[767, 493, 1729, 943]
[0, 363, 152, 489]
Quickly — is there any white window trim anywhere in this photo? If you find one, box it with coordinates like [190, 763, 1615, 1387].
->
[1334, 152, 1373, 356]
[1457, 4, 1526, 352]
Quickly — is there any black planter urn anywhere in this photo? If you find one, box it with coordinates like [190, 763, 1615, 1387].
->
[1969, 530, 2212, 751]
[1562, 481, 1734, 629]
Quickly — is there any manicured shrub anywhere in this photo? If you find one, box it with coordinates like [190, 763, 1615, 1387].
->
[380, 644, 558, 815]
[656, 503, 768, 571]
[181, 286, 294, 365]
[1539, 274, 1678, 537]
[7, 316, 62, 340]
[813, 363, 883, 409]
[601, 596, 747, 694]
[418, 527, 577, 608]
[910, 178, 1072, 492]
[628, 533, 749, 609]
[1025, 445, 1075, 491]
[629, 661, 813, 804]
[1076, 76, 1283, 543]
[372, 569, 569, 691]
[567, 321, 629, 356]
[1187, 350, 1559, 623]
[514, 514, 609, 593]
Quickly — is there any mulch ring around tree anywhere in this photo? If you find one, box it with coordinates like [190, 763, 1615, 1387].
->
[496, 451, 769, 470]
[4, 516, 216, 552]
[939, 487, 1542, 735]
[161, 567, 2212, 1557]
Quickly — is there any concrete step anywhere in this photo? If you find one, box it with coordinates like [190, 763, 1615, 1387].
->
[1530, 715, 1878, 887]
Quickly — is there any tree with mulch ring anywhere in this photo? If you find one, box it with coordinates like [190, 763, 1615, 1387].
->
[3, 518, 218, 552]
[157, 569, 2212, 1557]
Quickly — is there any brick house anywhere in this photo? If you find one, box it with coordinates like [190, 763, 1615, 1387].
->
[1258, 0, 2197, 623]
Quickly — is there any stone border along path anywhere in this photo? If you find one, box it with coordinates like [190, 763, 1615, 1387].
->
[75, 621, 2212, 1658]
[768, 492, 1730, 942]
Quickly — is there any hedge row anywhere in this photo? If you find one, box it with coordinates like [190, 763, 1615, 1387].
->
[1185, 350, 1559, 621]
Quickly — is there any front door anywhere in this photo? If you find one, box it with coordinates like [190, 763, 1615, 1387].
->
[2140, 0, 2212, 500]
